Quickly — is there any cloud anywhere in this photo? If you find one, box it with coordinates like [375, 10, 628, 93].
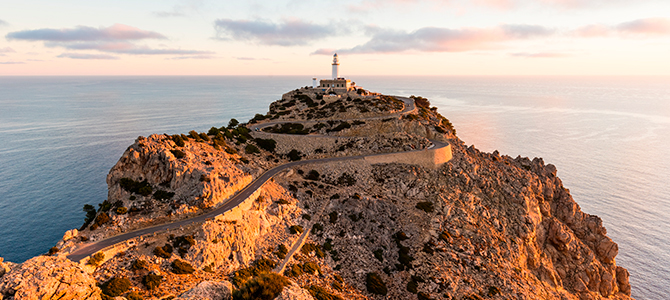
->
[617, 18, 670, 35]
[575, 18, 670, 37]
[510, 52, 570, 58]
[167, 55, 217, 60]
[0, 61, 25, 64]
[154, 11, 186, 17]
[48, 41, 215, 55]
[0, 47, 15, 53]
[0, 19, 8, 27]
[235, 57, 270, 61]
[214, 19, 341, 46]
[6, 24, 165, 42]
[314, 24, 554, 54]
[153, 0, 203, 18]
[57, 53, 119, 60]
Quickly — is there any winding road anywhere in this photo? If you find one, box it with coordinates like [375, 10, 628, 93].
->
[66, 95, 449, 262]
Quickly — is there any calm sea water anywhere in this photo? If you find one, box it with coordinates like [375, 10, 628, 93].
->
[0, 76, 667, 299]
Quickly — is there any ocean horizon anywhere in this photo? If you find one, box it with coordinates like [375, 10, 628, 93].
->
[0, 75, 668, 299]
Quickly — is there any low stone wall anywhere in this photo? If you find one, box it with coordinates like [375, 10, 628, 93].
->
[364, 143, 452, 169]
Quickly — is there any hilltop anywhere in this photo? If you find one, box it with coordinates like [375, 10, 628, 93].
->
[0, 86, 631, 300]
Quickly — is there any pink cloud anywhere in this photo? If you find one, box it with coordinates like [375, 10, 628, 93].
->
[617, 18, 670, 35]
[6, 24, 165, 41]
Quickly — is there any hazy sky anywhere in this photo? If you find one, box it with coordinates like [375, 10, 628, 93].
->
[1, 0, 669, 76]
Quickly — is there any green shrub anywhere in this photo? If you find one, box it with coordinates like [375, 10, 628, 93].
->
[232, 258, 277, 287]
[228, 118, 239, 128]
[100, 276, 130, 297]
[126, 291, 144, 300]
[365, 272, 387, 296]
[407, 279, 418, 294]
[232, 272, 289, 300]
[120, 178, 153, 196]
[245, 144, 260, 154]
[276, 199, 290, 205]
[94, 212, 110, 227]
[254, 138, 277, 152]
[188, 130, 202, 141]
[48, 246, 59, 255]
[199, 132, 210, 142]
[267, 123, 309, 135]
[336, 173, 356, 186]
[153, 189, 175, 201]
[301, 243, 324, 258]
[287, 149, 301, 161]
[302, 213, 311, 221]
[329, 212, 338, 223]
[307, 285, 344, 300]
[415, 201, 434, 213]
[170, 149, 186, 159]
[305, 170, 320, 181]
[208, 127, 221, 136]
[98, 200, 112, 212]
[312, 223, 324, 233]
[142, 273, 162, 290]
[131, 259, 147, 271]
[171, 259, 195, 274]
[115, 206, 127, 214]
[82, 204, 96, 226]
[171, 135, 185, 147]
[88, 252, 104, 266]
[289, 225, 304, 234]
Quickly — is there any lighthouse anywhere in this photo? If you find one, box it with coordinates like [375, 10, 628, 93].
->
[332, 53, 339, 79]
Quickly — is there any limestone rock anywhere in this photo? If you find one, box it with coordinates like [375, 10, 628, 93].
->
[175, 280, 232, 300]
[62, 229, 78, 242]
[0, 256, 100, 300]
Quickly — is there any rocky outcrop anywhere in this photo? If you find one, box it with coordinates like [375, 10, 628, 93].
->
[176, 280, 232, 300]
[0, 256, 100, 300]
[275, 283, 315, 300]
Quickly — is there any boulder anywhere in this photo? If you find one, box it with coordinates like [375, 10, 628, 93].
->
[175, 280, 232, 300]
[275, 283, 315, 300]
[0, 256, 100, 300]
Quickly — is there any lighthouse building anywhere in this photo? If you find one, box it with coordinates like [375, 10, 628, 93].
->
[317, 53, 356, 94]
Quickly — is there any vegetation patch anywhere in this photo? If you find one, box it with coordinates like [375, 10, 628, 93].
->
[119, 178, 152, 196]
[245, 144, 260, 154]
[171, 259, 195, 274]
[232, 272, 290, 300]
[365, 272, 388, 296]
[130, 259, 147, 271]
[231, 257, 277, 287]
[153, 189, 175, 201]
[142, 274, 162, 290]
[170, 149, 186, 159]
[171, 134, 185, 147]
[87, 252, 104, 266]
[289, 225, 304, 234]
[254, 138, 277, 152]
[301, 243, 325, 258]
[100, 276, 131, 297]
[307, 285, 344, 300]
[415, 201, 434, 213]
[266, 123, 309, 135]
[153, 244, 173, 259]
[275, 244, 288, 259]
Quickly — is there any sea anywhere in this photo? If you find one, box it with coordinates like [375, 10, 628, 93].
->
[0, 76, 668, 299]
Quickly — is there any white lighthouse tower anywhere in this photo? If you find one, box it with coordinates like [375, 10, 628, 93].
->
[331, 53, 339, 79]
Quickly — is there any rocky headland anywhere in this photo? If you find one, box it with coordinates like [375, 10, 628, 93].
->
[0, 88, 632, 300]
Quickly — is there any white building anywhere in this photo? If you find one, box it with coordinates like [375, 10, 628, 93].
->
[316, 53, 356, 94]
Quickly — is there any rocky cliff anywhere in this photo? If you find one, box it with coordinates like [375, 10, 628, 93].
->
[0, 89, 632, 300]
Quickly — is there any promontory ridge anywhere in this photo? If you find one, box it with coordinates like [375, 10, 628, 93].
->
[0, 55, 632, 300]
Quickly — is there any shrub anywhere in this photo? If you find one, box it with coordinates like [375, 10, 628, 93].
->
[254, 138, 277, 152]
[199, 132, 210, 142]
[329, 212, 338, 224]
[126, 292, 144, 300]
[120, 178, 153, 195]
[301, 243, 325, 258]
[303, 261, 320, 274]
[302, 213, 311, 221]
[415, 201, 434, 213]
[275, 244, 288, 259]
[289, 225, 304, 234]
[100, 276, 130, 297]
[115, 206, 128, 214]
[94, 212, 110, 227]
[153, 244, 173, 258]
[365, 272, 387, 296]
[171, 134, 185, 147]
[232, 272, 290, 300]
[87, 252, 104, 266]
[232, 258, 277, 287]
[142, 273, 163, 290]
[336, 173, 356, 186]
[153, 189, 175, 201]
[208, 127, 221, 136]
[411, 95, 431, 108]
[171, 259, 195, 274]
[98, 200, 112, 212]
[305, 170, 320, 181]
[276, 198, 290, 205]
[307, 285, 344, 300]
[287, 149, 301, 161]
[228, 118, 239, 128]
[131, 259, 147, 271]
[245, 144, 260, 154]
[138, 186, 152, 196]
[48, 246, 59, 255]
[312, 223, 324, 233]
[82, 204, 96, 226]
[170, 149, 186, 159]
[326, 122, 351, 133]
[284, 264, 304, 277]
[373, 249, 383, 262]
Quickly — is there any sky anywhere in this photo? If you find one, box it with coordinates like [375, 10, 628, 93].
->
[1, 0, 669, 76]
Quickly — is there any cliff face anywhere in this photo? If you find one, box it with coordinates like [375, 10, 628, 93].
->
[0, 90, 632, 300]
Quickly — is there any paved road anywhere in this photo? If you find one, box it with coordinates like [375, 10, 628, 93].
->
[66, 95, 447, 262]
